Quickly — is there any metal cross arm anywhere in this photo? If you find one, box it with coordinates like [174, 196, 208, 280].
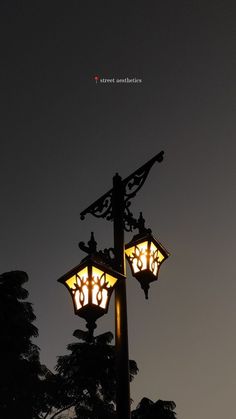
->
[80, 150, 164, 222]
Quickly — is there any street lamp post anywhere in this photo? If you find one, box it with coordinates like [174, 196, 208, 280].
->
[58, 151, 169, 419]
[112, 173, 130, 419]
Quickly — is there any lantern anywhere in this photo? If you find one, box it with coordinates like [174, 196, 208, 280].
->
[58, 252, 124, 335]
[125, 230, 169, 299]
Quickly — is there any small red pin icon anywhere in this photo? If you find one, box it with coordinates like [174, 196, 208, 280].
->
[94, 75, 100, 84]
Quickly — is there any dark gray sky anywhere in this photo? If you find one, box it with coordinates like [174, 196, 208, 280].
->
[1, 1, 236, 418]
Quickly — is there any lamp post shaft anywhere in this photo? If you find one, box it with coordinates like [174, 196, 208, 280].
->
[113, 174, 131, 419]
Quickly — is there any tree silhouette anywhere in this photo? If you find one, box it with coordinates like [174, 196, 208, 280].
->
[0, 270, 177, 418]
[43, 329, 138, 418]
[0, 271, 45, 419]
[42, 330, 178, 419]
[132, 397, 177, 419]
[43, 330, 177, 419]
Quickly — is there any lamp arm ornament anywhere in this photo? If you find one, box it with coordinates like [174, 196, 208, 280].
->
[123, 150, 164, 202]
[123, 205, 138, 232]
[78, 233, 116, 268]
[80, 151, 164, 223]
[80, 190, 113, 221]
[124, 209, 151, 234]
[78, 232, 97, 255]
[98, 247, 116, 268]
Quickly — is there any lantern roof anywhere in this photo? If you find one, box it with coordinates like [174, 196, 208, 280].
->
[125, 229, 170, 260]
[57, 252, 125, 286]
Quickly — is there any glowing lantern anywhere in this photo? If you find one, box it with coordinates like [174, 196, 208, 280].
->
[125, 230, 169, 299]
[58, 253, 124, 335]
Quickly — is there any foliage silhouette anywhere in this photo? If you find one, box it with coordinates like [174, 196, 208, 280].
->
[0, 271, 45, 419]
[43, 329, 138, 418]
[0, 270, 178, 419]
[43, 330, 177, 419]
[132, 397, 177, 419]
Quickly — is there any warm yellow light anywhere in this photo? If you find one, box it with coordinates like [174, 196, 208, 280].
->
[149, 242, 157, 276]
[65, 265, 118, 311]
[65, 274, 77, 290]
[105, 273, 118, 287]
[125, 241, 148, 273]
[92, 267, 107, 308]
[125, 239, 167, 279]
[65, 268, 89, 310]
[74, 283, 89, 310]
[65, 268, 88, 290]
[58, 253, 123, 323]
[149, 242, 165, 276]
[91, 266, 117, 308]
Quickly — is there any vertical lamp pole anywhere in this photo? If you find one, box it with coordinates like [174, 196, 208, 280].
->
[76, 151, 166, 419]
[113, 173, 130, 418]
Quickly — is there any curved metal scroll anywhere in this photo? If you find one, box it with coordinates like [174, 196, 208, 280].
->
[122, 151, 164, 231]
[123, 206, 138, 232]
[123, 151, 164, 203]
[80, 190, 113, 221]
[80, 151, 164, 224]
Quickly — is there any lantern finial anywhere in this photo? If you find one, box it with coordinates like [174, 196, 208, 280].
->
[78, 232, 97, 255]
[137, 212, 151, 235]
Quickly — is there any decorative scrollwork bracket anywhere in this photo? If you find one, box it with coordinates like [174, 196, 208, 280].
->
[123, 151, 164, 204]
[78, 232, 115, 269]
[78, 232, 97, 256]
[80, 151, 164, 230]
[80, 190, 113, 221]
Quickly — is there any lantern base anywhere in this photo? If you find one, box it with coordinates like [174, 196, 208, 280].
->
[86, 320, 97, 340]
[134, 270, 158, 299]
[75, 304, 107, 339]
[140, 282, 150, 299]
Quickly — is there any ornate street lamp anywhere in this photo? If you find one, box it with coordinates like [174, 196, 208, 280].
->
[58, 233, 124, 336]
[125, 214, 169, 299]
[58, 151, 169, 419]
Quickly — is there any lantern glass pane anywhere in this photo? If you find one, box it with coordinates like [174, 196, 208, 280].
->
[126, 241, 148, 273]
[65, 274, 77, 290]
[92, 285, 108, 308]
[106, 273, 118, 287]
[92, 266, 104, 279]
[74, 288, 81, 310]
[91, 266, 117, 309]
[149, 242, 166, 276]
[73, 267, 89, 310]
[78, 267, 89, 281]
[92, 267, 106, 308]
[149, 242, 158, 276]
[92, 267, 118, 288]
[158, 249, 165, 263]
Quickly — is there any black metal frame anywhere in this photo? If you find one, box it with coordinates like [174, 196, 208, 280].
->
[79, 151, 164, 419]
[80, 151, 164, 229]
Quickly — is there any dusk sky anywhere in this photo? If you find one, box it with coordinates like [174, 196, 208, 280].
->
[1, 2, 235, 418]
